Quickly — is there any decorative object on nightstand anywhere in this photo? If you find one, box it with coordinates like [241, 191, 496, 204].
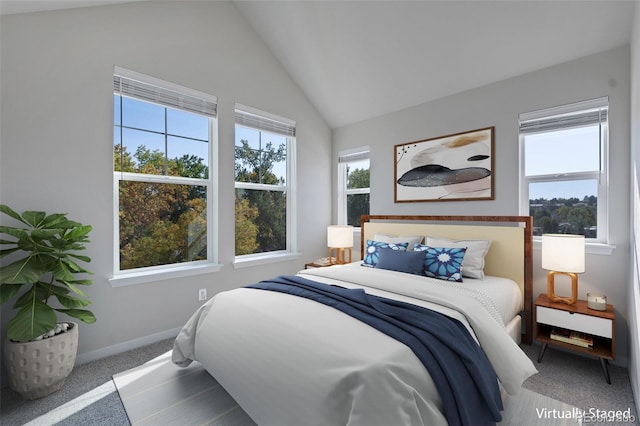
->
[541, 234, 585, 305]
[327, 225, 353, 265]
[534, 293, 615, 384]
[587, 292, 607, 311]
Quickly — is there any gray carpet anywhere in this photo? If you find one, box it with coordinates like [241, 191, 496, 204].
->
[521, 344, 639, 423]
[1, 339, 175, 426]
[1, 340, 637, 425]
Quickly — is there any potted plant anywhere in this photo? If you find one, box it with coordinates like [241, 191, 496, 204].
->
[0, 204, 96, 399]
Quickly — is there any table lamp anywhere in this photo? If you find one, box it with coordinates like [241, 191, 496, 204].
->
[327, 225, 353, 265]
[541, 234, 585, 305]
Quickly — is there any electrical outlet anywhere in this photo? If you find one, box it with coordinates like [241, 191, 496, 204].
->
[198, 288, 207, 301]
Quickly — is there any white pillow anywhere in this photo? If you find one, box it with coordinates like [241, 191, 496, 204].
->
[426, 236, 491, 279]
[374, 233, 424, 251]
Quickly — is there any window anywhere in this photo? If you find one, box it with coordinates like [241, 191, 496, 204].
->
[338, 148, 370, 227]
[113, 67, 218, 278]
[234, 104, 296, 258]
[519, 97, 608, 242]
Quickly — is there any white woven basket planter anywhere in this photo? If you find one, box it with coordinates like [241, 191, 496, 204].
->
[4, 322, 78, 400]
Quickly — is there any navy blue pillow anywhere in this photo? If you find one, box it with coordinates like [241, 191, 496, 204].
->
[374, 247, 425, 275]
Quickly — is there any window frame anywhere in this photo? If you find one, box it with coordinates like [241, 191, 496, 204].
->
[233, 104, 299, 268]
[518, 97, 613, 254]
[110, 67, 221, 287]
[337, 147, 370, 229]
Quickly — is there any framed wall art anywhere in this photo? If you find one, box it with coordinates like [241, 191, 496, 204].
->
[394, 126, 494, 202]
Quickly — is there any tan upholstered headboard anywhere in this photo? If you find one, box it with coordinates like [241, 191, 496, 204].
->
[360, 215, 533, 344]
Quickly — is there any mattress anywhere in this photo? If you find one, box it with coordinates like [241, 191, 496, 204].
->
[437, 275, 523, 325]
[301, 262, 523, 332]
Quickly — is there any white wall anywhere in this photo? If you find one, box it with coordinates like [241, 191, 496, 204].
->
[628, 0, 640, 413]
[0, 2, 332, 361]
[333, 46, 632, 366]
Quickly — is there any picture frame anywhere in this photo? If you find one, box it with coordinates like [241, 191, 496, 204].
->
[394, 126, 494, 202]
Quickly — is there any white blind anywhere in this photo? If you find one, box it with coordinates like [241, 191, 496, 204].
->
[235, 103, 296, 137]
[338, 147, 370, 163]
[113, 68, 217, 118]
[519, 97, 608, 135]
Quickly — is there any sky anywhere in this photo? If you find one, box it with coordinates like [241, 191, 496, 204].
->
[529, 180, 597, 200]
[525, 125, 601, 200]
[115, 95, 209, 169]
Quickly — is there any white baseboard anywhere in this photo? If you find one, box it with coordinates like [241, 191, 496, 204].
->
[75, 327, 181, 365]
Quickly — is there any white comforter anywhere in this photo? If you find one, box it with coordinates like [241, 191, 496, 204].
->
[172, 264, 537, 426]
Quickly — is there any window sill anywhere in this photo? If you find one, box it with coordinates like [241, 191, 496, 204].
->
[109, 262, 223, 287]
[533, 240, 616, 255]
[233, 252, 301, 269]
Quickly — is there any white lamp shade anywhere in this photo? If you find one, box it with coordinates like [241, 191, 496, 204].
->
[327, 225, 353, 248]
[541, 234, 585, 273]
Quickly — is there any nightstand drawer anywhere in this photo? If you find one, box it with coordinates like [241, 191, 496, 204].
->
[536, 306, 612, 338]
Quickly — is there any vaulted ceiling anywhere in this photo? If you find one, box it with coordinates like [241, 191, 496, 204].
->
[2, 0, 636, 128]
[234, 1, 636, 128]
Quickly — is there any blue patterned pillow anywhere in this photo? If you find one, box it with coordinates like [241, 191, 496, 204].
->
[362, 240, 408, 267]
[414, 244, 467, 282]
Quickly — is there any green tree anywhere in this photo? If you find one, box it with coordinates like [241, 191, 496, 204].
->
[234, 139, 287, 254]
[538, 216, 559, 234]
[235, 140, 285, 185]
[528, 195, 597, 237]
[235, 198, 260, 255]
[115, 145, 208, 270]
[566, 204, 594, 235]
[347, 167, 370, 227]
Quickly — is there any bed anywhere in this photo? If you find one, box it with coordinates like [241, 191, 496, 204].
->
[172, 215, 537, 426]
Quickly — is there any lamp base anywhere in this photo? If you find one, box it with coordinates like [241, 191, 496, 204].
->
[547, 271, 578, 305]
[329, 247, 352, 265]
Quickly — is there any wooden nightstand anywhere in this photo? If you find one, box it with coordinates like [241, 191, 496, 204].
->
[304, 261, 331, 269]
[534, 293, 615, 384]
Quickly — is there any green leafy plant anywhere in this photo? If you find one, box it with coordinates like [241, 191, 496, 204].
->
[0, 205, 96, 342]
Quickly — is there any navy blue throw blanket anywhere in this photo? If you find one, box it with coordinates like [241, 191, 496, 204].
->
[246, 275, 503, 426]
